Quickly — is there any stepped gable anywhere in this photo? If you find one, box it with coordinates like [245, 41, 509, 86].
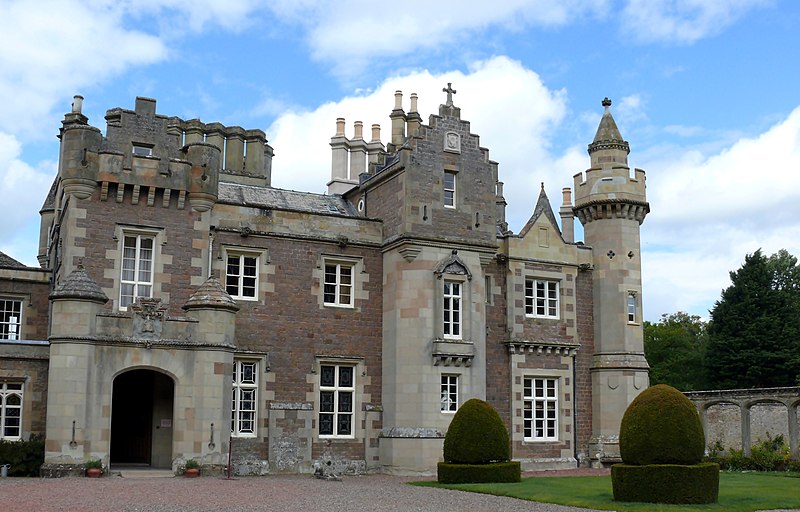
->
[218, 182, 358, 217]
[49, 265, 108, 303]
[182, 277, 240, 312]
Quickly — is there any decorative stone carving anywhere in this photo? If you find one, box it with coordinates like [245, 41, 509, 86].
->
[443, 131, 461, 153]
[130, 298, 168, 339]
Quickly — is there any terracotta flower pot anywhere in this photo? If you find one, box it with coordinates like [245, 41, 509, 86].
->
[184, 468, 200, 477]
[86, 468, 103, 478]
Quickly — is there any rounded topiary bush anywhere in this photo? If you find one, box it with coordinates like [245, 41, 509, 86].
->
[619, 384, 705, 465]
[443, 398, 510, 464]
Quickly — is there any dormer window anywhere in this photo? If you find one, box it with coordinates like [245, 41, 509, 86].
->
[132, 144, 153, 157]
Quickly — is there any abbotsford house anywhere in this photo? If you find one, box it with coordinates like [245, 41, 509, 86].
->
[0, 87, 653, 476]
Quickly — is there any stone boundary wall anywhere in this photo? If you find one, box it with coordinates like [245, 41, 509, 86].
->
[684, 387, 800, 458]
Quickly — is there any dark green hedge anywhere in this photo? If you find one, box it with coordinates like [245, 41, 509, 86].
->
[437, 461, 521, 484]
[0, 436, 45, 477]
[619, 384, 705, 465]
[443, 398, 510, 464]
[611, 462, 720, 504]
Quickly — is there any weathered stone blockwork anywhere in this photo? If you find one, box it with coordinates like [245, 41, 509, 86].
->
[0, 91, 651, 476]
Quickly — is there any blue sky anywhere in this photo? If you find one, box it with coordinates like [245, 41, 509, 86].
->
[1, 0, 799, 322]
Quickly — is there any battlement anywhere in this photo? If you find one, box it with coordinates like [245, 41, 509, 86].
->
[57, 96, 273, 212]
[573, 166, 648, 224]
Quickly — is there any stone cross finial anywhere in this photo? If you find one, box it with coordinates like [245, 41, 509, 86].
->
[443, 83, 457, 106]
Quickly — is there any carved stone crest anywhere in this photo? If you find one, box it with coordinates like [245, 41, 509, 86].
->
[130, 297, 168, 339]
[444, 131, 461, 153]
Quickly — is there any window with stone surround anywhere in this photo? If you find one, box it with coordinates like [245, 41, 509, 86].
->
[120, 234, 154, 310]
[525, 279, 559, 319]
[440, 374, 458, 412]
[443, 280, 462, 339]
[132, 144, 153, 156]
[0, 298, 22, 340]
[323, 260, 354, 307]
[0, 381, 23, 440]
[523, 377, 558, 441]
[443, 170, 457, 208]
[319, 364, 354, 438]
[231, 360, 258, 437]
[627, 292, 638, 324]
[226, 253, 258, 300]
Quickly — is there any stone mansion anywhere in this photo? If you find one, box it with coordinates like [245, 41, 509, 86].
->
[0, 87, 650, 476]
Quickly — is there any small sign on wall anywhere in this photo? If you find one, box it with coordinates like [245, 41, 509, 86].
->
[160, 419, 172, 428]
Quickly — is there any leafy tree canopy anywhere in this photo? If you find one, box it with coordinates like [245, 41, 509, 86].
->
[644, 312, 708, 391]
[706, 249, 800, 389]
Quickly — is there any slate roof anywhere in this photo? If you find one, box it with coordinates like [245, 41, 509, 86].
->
[518, 184, 562, 238]
[0, 251, 28, 269]
[49, 265, 109, 303]
[182, 277, 240, 312]
[218, 182, 359, 217]
[41, 178, 58, 212]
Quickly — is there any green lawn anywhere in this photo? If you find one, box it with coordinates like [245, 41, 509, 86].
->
[413, 472, 800, 512]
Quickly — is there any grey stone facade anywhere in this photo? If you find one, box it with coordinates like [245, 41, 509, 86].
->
[0, 89, 651, 476]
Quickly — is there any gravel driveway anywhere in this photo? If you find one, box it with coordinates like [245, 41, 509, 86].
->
[0, 473, 599, 512]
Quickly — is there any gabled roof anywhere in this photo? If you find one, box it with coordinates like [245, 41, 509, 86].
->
[0, 250, 27, 269]
[518, 184, 562, 238]
[218, 182, 358, 217]
[41, 177, 58, 212]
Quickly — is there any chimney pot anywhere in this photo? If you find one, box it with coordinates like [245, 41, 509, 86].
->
[335, 118, 346, 137]
[394, 90, 403, 110]
[410, 93, 418, 113]
[353, 121, 363, 140]
[370, 124, 381, 143]
[72, 95, 84, 114]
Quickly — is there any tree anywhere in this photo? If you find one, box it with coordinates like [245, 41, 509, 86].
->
[705, 249, 800, 389]
[644, 312, 708, 391]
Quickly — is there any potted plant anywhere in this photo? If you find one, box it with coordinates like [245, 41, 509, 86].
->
[184, 459, 200, 477]
[85, 459, 103, 478]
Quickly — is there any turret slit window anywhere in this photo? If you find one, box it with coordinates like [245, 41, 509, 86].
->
[440, 375, 458, 412]
[0, 381, 23, 440]
[443, 280, 462, 339]
[443, 171, 456, 208]
[525, 279, 559, 319]
[319, 364, 354, 438]
[0, 299, 22, 340]
[523, 377, 558, 441]
[226, 253, 258, 300]
[120, 234, 154, 309]
[231, 360, 258, 437]
[627, 292, 638, 324]
[324, 261, 354, 307]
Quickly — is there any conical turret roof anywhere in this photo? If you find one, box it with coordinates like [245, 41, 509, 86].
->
[49, 265, 109, 303]
[588, 97, 629, 155]
[182, 277, 240, 312]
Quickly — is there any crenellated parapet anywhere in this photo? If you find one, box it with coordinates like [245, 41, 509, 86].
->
[57, 96, 273, 212]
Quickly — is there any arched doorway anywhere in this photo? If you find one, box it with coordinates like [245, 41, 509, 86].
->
[111, 369, 174, 469]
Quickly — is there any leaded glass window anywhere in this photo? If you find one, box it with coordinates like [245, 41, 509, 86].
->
[120, 234, 154, 309]
[0, 382, 23, 439]
[319, 365, 354, 438]
[231, 360, 258, 437]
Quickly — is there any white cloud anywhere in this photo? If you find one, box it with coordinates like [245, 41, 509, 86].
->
[0, 0, 168, 138]
[640, 106, 800, 319]
[266, 0, 610, 78]
[621, 0, 770, 44]
[268, 56, 571, 230]
[0, 132, 55, 265]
